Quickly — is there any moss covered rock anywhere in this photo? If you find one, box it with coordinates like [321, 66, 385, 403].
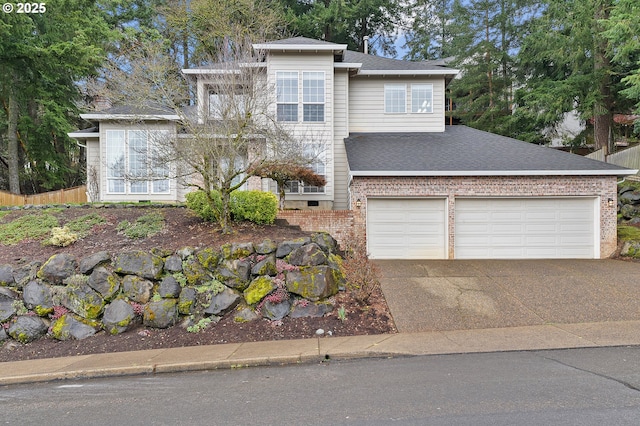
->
[37, 253, 78, 284]
[285, 266, 338, 302]
[178, 287, 197, 315]
[121, 275, 154, 304]
[8, 315, 47, 343]
[113, 250, 164, 280]
[50, 314, 98, 341]
[182, 257, 213, 286]
[216, 259, 251, 290]
[102, 299, 136, 335]
[22, 280, 53, 316]
[143, 299, 178, 328]
[243, 276, 276, 305]
[251, 254, 277, 276]
[62, 281, 105, 319]
[88, 266, 121, 301]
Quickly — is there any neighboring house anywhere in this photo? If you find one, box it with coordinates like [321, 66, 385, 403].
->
[70, 36, 637, 260]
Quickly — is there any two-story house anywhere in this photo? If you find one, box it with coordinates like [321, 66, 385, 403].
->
[70, 36, 635, 260]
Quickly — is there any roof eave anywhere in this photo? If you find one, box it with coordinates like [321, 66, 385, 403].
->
[335, 62, 362, 70]
[349, 169, 638, 177]
[67, 132, 99, 139]
[252, 42, 348, 53]
[357, 69, 460, 76]
[80, 113, 180, 121]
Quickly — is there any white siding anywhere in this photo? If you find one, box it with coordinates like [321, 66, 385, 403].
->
[85, 139, 100, 202]
[333, 70, 349, 209]
[349, 77, 446, 133]
[267, 52, 335, 204]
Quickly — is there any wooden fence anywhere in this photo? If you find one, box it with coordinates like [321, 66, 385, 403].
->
[586, 145, 640, 173]
[0, 185, 87, 206]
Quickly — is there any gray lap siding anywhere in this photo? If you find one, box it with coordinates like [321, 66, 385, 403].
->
[350, 175, 618, 259]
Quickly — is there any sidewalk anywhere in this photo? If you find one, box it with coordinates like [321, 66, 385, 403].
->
[3, 320, 640, 385]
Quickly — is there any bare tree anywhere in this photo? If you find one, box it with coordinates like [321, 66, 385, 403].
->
[93, 37, 322, 233]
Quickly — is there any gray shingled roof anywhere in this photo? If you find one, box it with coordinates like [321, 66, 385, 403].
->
[88, 104, 176, 116]
[345, 126, 634, 176]
[343, 50, 456, 72]
[255, 36, 457, 74]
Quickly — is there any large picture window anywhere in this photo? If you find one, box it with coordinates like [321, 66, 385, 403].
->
[105, 130, 171, 195]
[385, 84, 406, 113]
[411, 84, 433, 113]
[276, 71, 298, 122]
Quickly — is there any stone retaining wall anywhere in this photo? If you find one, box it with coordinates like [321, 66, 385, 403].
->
[0, 233, 345, 346]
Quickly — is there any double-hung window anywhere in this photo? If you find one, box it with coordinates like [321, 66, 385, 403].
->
[277, 71, 325, 122]
[276, 71, 298, 122]
[302, 72, 324, 122]
[105, 130, 171, 195]
[411, 84, 433, 113]
[384, 84, 406, 113]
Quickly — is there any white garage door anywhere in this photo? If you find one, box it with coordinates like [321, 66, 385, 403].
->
[455, 198, 597, 259]
[367, 198, 447, 259]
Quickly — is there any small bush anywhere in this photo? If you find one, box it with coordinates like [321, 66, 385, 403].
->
[186, 190, 278, 225]
[48, 226, 79, 247]
[231, 191, 278, 224]
[185, 190, 222, 222]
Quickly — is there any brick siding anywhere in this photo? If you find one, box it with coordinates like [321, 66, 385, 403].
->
[277, 210, 354, 249]
[350, 175, 619, 259]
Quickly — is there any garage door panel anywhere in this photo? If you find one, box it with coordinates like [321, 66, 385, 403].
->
[455, 198, 596, 259]
[368, 198, 446, 259]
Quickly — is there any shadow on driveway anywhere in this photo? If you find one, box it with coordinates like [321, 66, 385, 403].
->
[375, 259, 640, 333]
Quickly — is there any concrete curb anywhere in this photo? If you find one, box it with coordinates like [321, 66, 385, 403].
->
[2, 320, 640, 386]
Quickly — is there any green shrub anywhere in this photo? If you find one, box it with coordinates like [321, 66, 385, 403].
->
[231, 191, 278, 224]
[185, 190, 222, 222]
[186, 190, 278, 225]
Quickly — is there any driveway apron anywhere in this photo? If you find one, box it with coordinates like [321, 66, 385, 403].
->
[375, 259, 640, 333]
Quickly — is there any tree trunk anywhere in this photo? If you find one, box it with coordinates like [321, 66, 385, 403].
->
[594, 0, 613, 153]
[219, 187, 233, 234]
[7, 85, 20, 194]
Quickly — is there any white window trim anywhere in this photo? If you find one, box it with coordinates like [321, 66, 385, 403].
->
[105, 130, 172, 195]
[384, 84, 407, 114]
[411, 84, 434, 114]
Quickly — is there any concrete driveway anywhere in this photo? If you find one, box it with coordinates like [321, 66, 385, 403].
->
[375, 259, 640, 333]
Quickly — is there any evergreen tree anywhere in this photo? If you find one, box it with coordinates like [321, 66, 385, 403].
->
[284, 0, 402, 56]
[604, 0, 640, 130]
[0, 1, 114, 193]
[513, 0, 637, 148]
[434, 0, 535, 136]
